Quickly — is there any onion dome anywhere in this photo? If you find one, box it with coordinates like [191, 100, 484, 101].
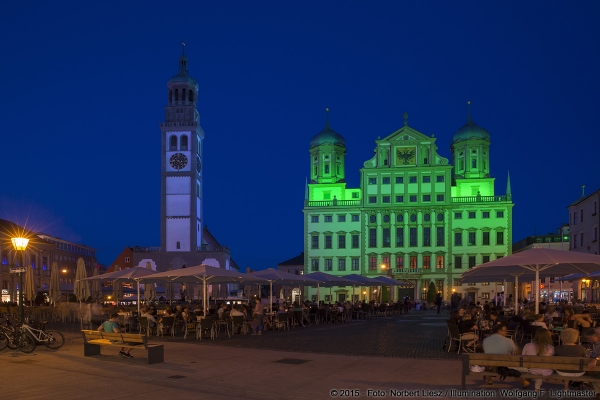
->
[309, 109, 345, 148]
[451, 103, 490, 145]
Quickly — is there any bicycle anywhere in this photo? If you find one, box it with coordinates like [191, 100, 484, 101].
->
[0, 315, 36, 353]
[20, 320, 65, 350]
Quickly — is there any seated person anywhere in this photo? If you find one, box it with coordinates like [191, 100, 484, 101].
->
[98, 313, 133, 358]
[458, 313, 479, 348]
[572, 311, 594, 329]
[457, 307, 467, 321]
[515, 329, 554, 391]
[554, 328, 587, 390]
[217, 303, 228, 319]
[181, 306, 190, 320]
[482, 323, 517, 385]
[531, 314, 548, 329]
[486, 311, 501, 326]
[545, 306, 560, 321]
[140, 307, 158, 334]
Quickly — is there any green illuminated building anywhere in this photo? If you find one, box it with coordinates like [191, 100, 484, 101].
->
[303, 109, 513, 303]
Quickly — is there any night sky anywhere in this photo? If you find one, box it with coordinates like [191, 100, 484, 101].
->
[1, 2, 599, 269]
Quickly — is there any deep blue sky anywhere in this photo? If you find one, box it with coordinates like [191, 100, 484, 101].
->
[1, 2, 599, 269]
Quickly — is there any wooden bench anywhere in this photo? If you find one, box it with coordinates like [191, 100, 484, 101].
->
[81, 330, 164, 364]
[462, 353, 600, 390]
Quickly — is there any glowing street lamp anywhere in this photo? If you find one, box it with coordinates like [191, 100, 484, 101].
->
[11, 237, 29, 320]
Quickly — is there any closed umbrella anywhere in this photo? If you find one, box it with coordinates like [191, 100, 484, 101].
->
[49, 261, 61, 305]
[459, 248, 600, 313]
[90, 267, 102, 303]
[165, 268, 174, 304]
[24, 264, 36, 307]
[144, 262, 156, 303]
[74, 257, 90, 303]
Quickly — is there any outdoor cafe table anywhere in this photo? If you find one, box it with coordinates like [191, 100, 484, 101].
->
[550, 326, 563, 345]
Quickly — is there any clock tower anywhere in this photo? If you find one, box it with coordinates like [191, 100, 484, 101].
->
[160, 45, 204, 252]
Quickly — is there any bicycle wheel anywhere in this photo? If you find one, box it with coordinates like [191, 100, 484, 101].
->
[17, 333, 36, 353]
[43, 330, 65, 349]
[0, 332, 8, 351]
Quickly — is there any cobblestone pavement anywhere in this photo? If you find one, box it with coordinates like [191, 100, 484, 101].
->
[58, 309, 458, 360]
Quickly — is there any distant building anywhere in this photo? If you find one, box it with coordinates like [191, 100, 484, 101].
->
[303, 108, 513, 303]
[131, 46, 237, 300]
[277, 252, 304, 301]
[0, 219, 97, 302]
[568, 188, 600, 302]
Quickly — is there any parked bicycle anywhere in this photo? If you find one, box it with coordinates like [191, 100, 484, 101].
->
[20, 320, 65, 350]
[0, 315, 36, 353]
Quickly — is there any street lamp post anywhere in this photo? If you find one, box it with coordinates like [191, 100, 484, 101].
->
[11, 237, 29, 321]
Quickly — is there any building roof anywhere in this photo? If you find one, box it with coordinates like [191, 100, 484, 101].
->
[569, 188, 600, 207]
[277, 252, 304, 266]
[451, 114, 490, 146]
[309, 121, 345, 148]
[203, 225, 239, 271]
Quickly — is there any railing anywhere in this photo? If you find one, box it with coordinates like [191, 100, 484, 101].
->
[451, 195, 511, 203]
[132, 245, 230, 254]
[132, 247, 161, 252]
[393, 268, 423, 274]
[306, 200, 361, 207]
[159, 121, 199, 127]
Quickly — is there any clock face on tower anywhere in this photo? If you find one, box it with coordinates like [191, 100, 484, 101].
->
[169, 153, 188, 170]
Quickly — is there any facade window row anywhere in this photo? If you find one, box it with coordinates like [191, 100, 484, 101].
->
[310, 214, 360, 223]
[368, 194, 446, 204]
[454, 210, 504, 219]
[454, 231, 504, 246]
[367, 175, 445, 184]
[311, 234, 360, 249]
[310, 257, 360, 272]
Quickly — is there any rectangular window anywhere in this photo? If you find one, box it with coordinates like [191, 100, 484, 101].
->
[382, 177, 390, 184]
[396, 256, 404, 268]
[423, 195, 431, 202]
[409, 256, 417, 269]
[482, 282, 489, 286]
[311, 259, 319, 271]
[482, 231, 490, 245]
[369, 257, 377, 270]
[481, 293, 490, 299]
[369, 228, 377, 247]
[324, 215, 332, 222]
[395, 195, 404, 203]
[409, 227, 417, 247]
[423, 256, 431, 269]
[395, 177, 404, 184]
[581, 209, 584, 223]
[338, 258, 346, 271]
[351, 215, 359, 222]
[409, 195, 417, 202]
[496, 211, 504, 218]
[338, 235, 346, 249]
[423, 176, 431, 183]
[454, 279, 461, 286]
[382, 256, 390, 270]
[436, 227, 444, 246]
[469, 256, 476, 269]
[351, 258, 359, 271]
[468, 232, 476, 246]
[352, 235, 359, 248]
[468, 211, 476, 219]
[382, 196, 390, 203]
[454, 232, 462, 246]
[125, 257, 130, 263]
[311, 216, 319, 223]
[368, 177, 377, 185]
[573, 235, 577, 248]
[436, 256, 444, 269]
[454, 212, 462, 219]
[496, 231, 504, 245]
[382, 228, 391, 247]
[368, 196, 377, 204]
[454, 256, 462, 269]
[325, 235, 332, 249]
[396, 228, 404, 247]
[311, 235, 319, 249]
[574, 212, 578, 225]
[42, 257, 47, 270]
[436, 194, 444, 202]
[423, 227, 431, 246]
[352, 192, 359, 198]
[482, 255, 490, 263]
[436, 176, 444, 182]
[325, 259, 332, 271]
[338, 215, 346, 222]
[482, 211, 490, 218]
[409, 176, 417, 183]
[1, 251, 6, 265]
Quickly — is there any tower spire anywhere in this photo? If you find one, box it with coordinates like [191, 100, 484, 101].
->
[178, 40, 188, 74]
[506, 170, 512, 196]
[182, 39, 186, 55]
[467, 101, 472, 122]
[325, 108, 330, 127]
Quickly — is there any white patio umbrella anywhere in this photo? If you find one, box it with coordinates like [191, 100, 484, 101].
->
[371, 276, 410, 303]
[247, 268, 324, 312]
[144, 262, 156, 303]
[458, 248, 600, 313]
[24, 264, 36, 307]
[304, 272, 360, 304]
[144, 264, 269, 317]
[74, 257, 90, 304]
[49, 261, 61, 305]
[83, 266, 158, 315]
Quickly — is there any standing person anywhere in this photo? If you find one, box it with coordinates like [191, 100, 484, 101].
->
[482, 323, 518, 385]
[252, 297, 265, 335]
[98, 313, 132, 358]
[435, 293, 443, 314]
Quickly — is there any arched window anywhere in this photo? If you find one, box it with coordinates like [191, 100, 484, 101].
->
[169, 90, 172, 104]
[176, 241, 180, 250]
[189, 90, 194, 103]
[472, 159, 477, 169]
[180, 135, 188, 151]
[174, 89, 178, 102]
[325, 164, 329, 174]
[182, 89, 186, 103]
[170, 135, 177, 151]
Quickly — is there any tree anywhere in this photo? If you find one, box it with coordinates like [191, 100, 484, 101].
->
[427, 281, 437, 304]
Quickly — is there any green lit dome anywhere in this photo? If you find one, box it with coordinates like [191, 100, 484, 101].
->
[451, 115, 490, 145]
[309, 121, 345, 148]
